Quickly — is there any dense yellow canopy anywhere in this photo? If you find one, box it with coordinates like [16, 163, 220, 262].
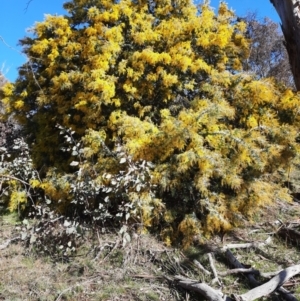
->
[1, 0, 300, 247]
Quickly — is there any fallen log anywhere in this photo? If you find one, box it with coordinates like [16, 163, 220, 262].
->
[174, 275, 233, 301]
[225, 250, 298, 301]
[224, 249, 260, 287]
[175, 265, 300, 301]
[239, 264, 300, 301]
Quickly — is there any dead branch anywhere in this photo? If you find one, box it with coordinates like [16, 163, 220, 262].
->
[175, 266, 299, 301]
[131, 274, 164, 280]
[24, 0, 33, 12]
[260, 270, 283, 278]
[225, 249, 260, 286]
[174, 275, 232, 301]
[208, 253, 222, 285]
[221, 236, 272, 251]
[0, 236, 20, 250]
[193, 259, 211, 276]
[97, 238, 120, 264]
[225, 250, 298, 301]
[218, 268, 259, 276]
[239, 264, 300, 301]
[0, 174, 30, 186]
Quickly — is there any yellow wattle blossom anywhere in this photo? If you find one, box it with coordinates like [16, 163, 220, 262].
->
[14, 100, 25, 110]
[247, 115, 258, 128]
[29, 179, 41, 188]
[9, 191, 27, 212]
[162, 73, 178, 87]
[1, 0, 299, 248]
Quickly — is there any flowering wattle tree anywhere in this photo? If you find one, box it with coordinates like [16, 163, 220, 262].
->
[1, 0, 300, 247]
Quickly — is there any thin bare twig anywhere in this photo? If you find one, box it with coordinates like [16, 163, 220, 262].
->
[0, 236, 21, 250]
[99, 238, 120, 264]
[221, 236, 272, 251]
[218, 267, 259, 276]
[174, 275, 232, 301]
[193, 259, 211, 276]
[0, 174, 30, 186]
[0, 36, 43, 91]
[208, 253, 222, 286]
[24, 0, 34, 12]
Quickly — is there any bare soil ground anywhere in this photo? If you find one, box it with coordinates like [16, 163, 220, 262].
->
[1, 200, 300, 301]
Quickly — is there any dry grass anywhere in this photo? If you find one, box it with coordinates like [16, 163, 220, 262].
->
[0, 214, 179, 301]
[1, 201, 300, 301]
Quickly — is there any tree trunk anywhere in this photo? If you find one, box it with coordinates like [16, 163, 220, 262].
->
[270, 0, 300, 90]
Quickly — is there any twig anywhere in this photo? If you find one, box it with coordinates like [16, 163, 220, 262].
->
[0, 174, 30, 186]
[193, 259, 211, 276]
[24, 0, 34, 12]
[0, 36, 43, 91]
[283, 281, 300, 287]
[208, 253, 221, 286]
[0, 236, 20, 250]
[174, 275, 232, 301]
[221, 236, 272, 251]
[133, 234, 140, 264]
[92, 243, 111, 262]
[99, 238, 120, 263]
[218, 267, 259, 276]
[131, 274, 164, 280]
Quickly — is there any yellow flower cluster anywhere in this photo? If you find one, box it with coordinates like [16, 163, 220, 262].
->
[1, 0, 300, 247]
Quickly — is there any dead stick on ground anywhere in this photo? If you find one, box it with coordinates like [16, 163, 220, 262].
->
[238, 264, 300, 301]
[221, 236, 272, 252]
[99, 239, 120, 264]
[260, 270, 283, 278]
[193, 259, 211, 276]
[208, 253, 221, 286]
[225, 249, 298, 301]
[175, 264, 300, 301]
[174, 275, 232, 301]
[218, 267, 259, 276]
[0, 236, 20, 250]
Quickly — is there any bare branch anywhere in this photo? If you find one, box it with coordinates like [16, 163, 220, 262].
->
[221, 236, 272, 251]
[24, 0, 34, 13]
[0, 36, 43, 91]
[208, 253, 222, 286]
[0, 174, 30, 186]
[225, 249, 298, 301]
[174, 275, 232, 301]
[240, 264, 300, 301]
[218, 268, 259, 276]
[0, 236, 20, 250]
[193, 259, 211, 276]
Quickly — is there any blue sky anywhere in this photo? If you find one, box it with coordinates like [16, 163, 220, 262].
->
[0, 0, 280, 82]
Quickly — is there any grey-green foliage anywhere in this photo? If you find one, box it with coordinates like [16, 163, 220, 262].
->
[57, 124, 155, 225]
[0, 138, 40, 213]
